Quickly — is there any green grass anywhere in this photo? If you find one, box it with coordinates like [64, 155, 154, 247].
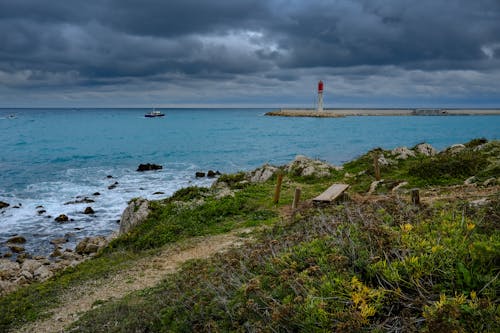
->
[69, 197, 499, 332]
[1, 139, 498, 332]
[0, 249, 140, 331]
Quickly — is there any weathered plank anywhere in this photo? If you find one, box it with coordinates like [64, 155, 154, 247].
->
[312, 183, 349, 203]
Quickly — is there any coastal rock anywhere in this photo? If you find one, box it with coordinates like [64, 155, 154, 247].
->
[414, 143, 437, 156]
[137, 163, 163, 172]
[50, 237, 68, 245]
[207, 170, 219, 178]
[8, 245, 25, 253]
[93, 192, 101, 196]
[7, 236, 26, 244]
[0, 280, 16, 295]
[83, 206, 95, 214]
[153, 191, 165, 195]
[392, 181, 409, 193]
[108, 182, 119, 190]
[64, 197, 95, 205]
[50, 248, 63, 257]
[248, 164, 278, 183]
[0, 201, 9, 209]
[195, 172, 206, 178]
[37, 209, 46, 215]
[33, 265, 52, 281]
[286, 155, 338, 178]
[211, 181, 235, 199]
[54, 214, 69, 223]
[464, 176, 477, 185]
[75, 236, 107, 255]
[21, 260, 44, 275]
[20, 270, 33, 280]
[483, 178, 497, 187]
[377, 155, 392, 166]
[392, 146, 416, 160]
[368, 180, 384, 195]
[119, 198, 150, 235]
[0, 259, 20, 279]
[444, 144, 466, 155]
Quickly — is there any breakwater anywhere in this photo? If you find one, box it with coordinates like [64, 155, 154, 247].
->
[266, 108, 500, 117]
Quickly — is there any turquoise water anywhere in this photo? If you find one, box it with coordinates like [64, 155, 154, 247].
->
[0, 108, 499, 255]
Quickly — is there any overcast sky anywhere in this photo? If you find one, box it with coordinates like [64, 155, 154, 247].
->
[1, 0, 500, 108]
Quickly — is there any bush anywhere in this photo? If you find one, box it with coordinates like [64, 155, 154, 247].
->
[409, 151, 488, 185]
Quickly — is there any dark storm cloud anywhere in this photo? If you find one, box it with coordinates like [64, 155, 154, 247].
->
[0, 0, 499, 105]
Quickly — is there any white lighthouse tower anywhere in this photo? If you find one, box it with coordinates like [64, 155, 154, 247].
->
[317, 80, 324, 112]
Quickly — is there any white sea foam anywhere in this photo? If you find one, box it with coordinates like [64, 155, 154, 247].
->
[0, 164, 214, 257]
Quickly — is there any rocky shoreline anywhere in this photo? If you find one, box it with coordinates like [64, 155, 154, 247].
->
[1, 141, 498, 296]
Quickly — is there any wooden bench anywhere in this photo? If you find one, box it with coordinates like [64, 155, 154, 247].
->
[312, 183, 349, 204]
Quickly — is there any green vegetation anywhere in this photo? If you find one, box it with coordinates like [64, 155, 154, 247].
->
[343, 139, 499, 191]
[1, 139, 498, 332]
[0, 250, 140, 331]
[71, 198, 499, 332]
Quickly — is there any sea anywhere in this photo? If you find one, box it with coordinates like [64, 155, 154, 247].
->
[1, 108, 499, 257]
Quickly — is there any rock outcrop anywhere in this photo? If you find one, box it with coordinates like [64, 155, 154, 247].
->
[137, 163, 162, 172]
[54, 214, 69, 223]
[0, 201, 9, 209]
[414, 143, 437, 156]
[75, 236, 107, 255]
[7, 236, 26, 244]
[83, 206, 95, 214]
[286, 155, 339, 178]
[443, 144, 466, 155]
[64, 197, 95, 205]
[248, 164, 278, 183]
[119, 198, 150, 235]
[392, 146, 416, 160]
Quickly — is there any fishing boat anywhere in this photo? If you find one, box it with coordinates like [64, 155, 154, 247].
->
[144, 108, 165, 118]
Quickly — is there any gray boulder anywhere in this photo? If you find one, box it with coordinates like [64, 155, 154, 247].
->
[286, 155, 339, 178]
[21, 259, 43, 274]
[119, 198, 150, 235]
[392, 146, 416, 160]
[0, 259, 20, 279]
[75, 236, 107, 255]
[7, 236, 26, 244]
[414, 143, 437, 156]
[444, 144, 466, 155]
[248, 164, 278, 183]
[33, 265, 52, 281]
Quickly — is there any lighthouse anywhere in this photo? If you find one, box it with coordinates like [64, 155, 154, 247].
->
[317, 80, 324, 112]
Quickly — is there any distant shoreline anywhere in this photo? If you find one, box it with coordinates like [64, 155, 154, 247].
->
[266, 108, 500, 117]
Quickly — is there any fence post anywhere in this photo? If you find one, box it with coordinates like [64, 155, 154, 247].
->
[292, 187, 302, 210]
[411, 188, 420, 205]
[273, 173, 283, 204]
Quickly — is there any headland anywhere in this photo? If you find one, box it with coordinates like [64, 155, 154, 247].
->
[266, 108, 500, 117]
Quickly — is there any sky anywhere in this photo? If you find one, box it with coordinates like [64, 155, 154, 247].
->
[1, 0, 500, 108]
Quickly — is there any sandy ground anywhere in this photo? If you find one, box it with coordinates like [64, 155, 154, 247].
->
[12, 229, 253, 333]
[267, 108, 500, 117]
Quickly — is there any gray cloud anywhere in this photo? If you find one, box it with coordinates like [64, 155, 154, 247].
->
[0, 0, 499, 106]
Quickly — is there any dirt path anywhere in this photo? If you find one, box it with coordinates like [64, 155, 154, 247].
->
[13, 230, 252, 333]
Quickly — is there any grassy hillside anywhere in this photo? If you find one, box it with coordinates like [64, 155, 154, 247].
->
[1, 139, 498, 332]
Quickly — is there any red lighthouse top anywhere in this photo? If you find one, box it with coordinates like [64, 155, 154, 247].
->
[318, 80, 324, 93]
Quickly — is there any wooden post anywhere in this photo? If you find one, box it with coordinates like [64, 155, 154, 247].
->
[373, 154, 381, 181]
[273, 173, 283, 204]
[292, 187, 301, 210]
[411, 188, 420, 205]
